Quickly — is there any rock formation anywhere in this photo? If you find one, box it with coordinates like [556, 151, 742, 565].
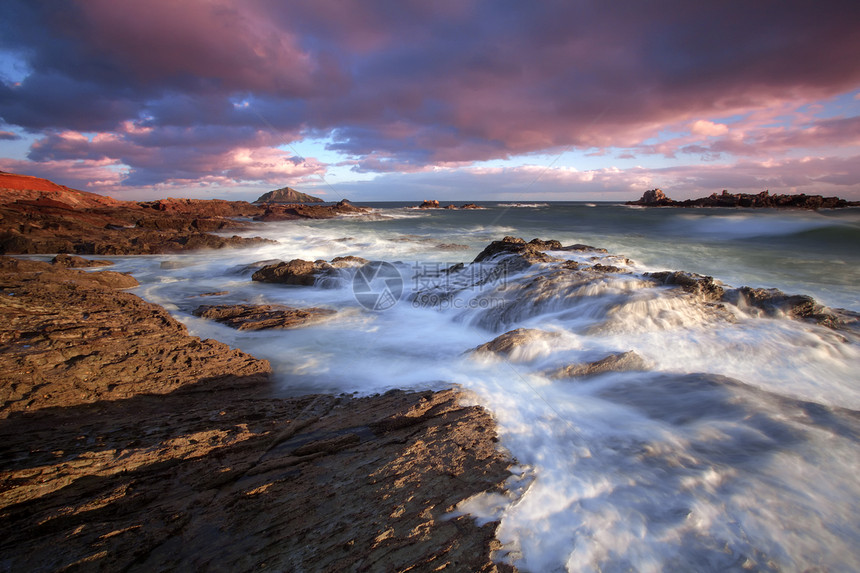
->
[473, 236, 563, 270]
[628, 188, 859, 209]
[254, 186, 323, 203]
[0, 172, 369, 255]
[251, 255, 370, 286]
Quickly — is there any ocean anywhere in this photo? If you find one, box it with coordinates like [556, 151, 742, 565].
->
[102, 202, 859, 572]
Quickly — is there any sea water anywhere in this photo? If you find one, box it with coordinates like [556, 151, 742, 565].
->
[101, 202, 859, 571]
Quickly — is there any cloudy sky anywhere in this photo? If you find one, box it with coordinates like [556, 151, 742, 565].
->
[1, 0, 859, 202]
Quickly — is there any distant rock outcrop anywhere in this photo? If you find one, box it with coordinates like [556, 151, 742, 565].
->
[628, 188, 859, 209]
[419, 200, 484, 210]
[255, 186, 323, 203]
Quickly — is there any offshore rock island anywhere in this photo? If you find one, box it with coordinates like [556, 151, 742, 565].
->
[628, 188, 860, 209]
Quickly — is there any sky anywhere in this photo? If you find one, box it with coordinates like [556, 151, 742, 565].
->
[1, 0, 859, 202]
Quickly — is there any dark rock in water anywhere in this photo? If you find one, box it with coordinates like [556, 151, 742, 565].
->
[473, 328, 560, 356]
[193, 304, 336, 331]
[418, 199, 441, 209]
[460, 203, 482, 209]
[647, 270, 725, 301]
[551, 351, 649, 379]
[252, 258, 325, 285]
[251, 256, 369, 285]
[723, 286, 859, 330]
[473, 236, 563, 268]
[51, 253, 112, 267]
[589, 263, 624, 273]
[728, 287, 817, 319]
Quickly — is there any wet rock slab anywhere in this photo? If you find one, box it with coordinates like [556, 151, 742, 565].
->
[0, 257, 514, 572]
[193, 303, 336, 331]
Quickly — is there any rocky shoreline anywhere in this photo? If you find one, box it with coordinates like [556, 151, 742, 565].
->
[0, 256, 515, 572]
[0, 171, 368, 255]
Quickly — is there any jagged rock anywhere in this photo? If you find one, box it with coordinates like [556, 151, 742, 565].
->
[473, 236, 563, 268]
[51, 254, 112, 268]
[647, 270, 725, 301]
[473, 328, 560, 356]
[723, 286, 859, 330]
[627, 188, 859, 209]
[461, 203, 482, 209]
[251, 258, 325, 285]
[251, 256, 371, 285]
[629, 188, 673, 206]
[551, 351, 649, 379]
[419, 199, 441, 209]
[193, 304, 336, 331]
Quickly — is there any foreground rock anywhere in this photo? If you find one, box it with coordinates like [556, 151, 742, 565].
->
[0, 257, 514, 572]
[0, 257, 268, 414]
[628, 188, 860, 209]
[193, 304, 336, 331]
